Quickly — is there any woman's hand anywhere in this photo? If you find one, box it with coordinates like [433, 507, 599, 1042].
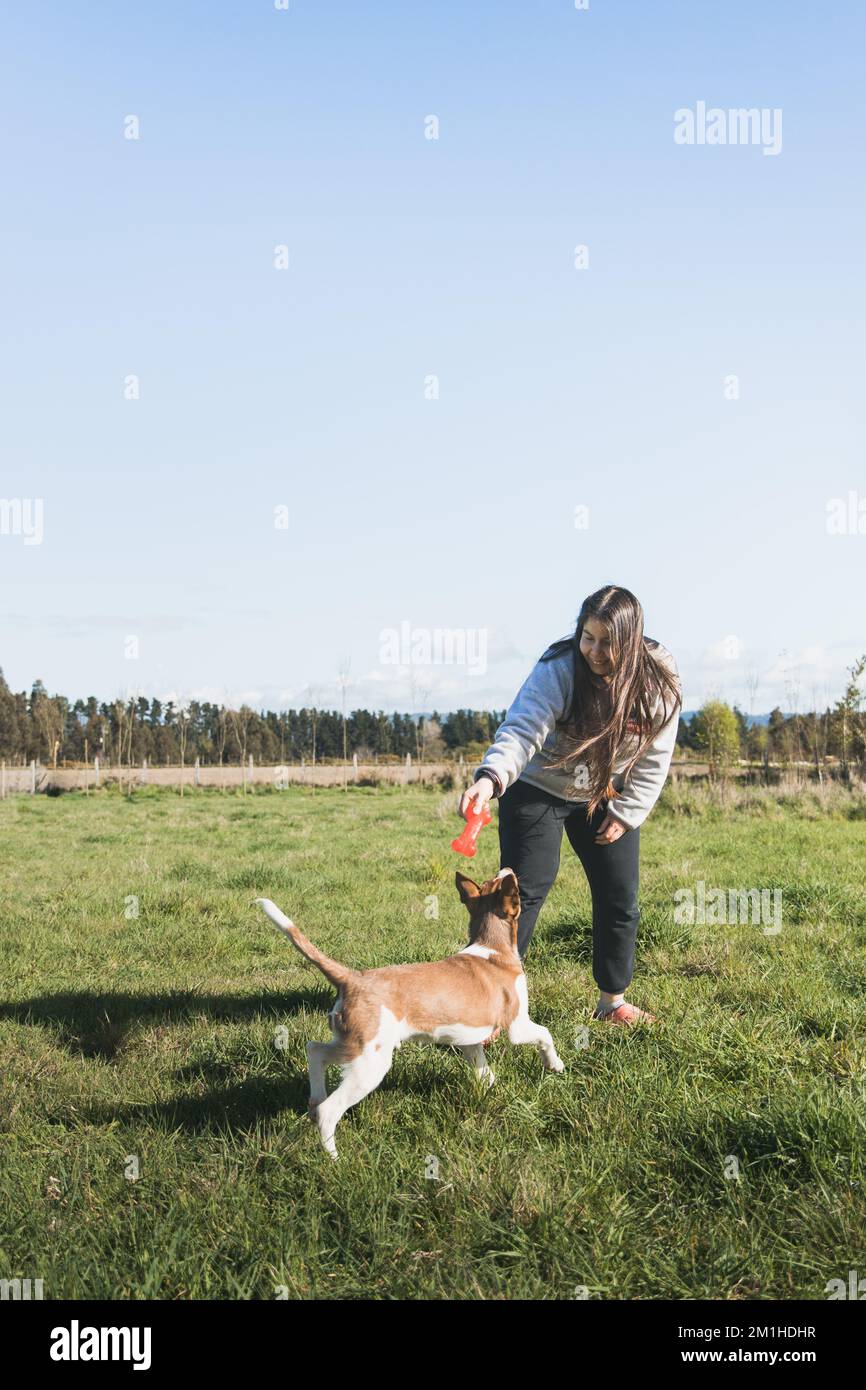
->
[594, 811, 628, 845]
[459, 777, 495, 819]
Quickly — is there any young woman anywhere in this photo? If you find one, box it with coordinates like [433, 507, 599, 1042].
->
[459, 585, 682, 1025]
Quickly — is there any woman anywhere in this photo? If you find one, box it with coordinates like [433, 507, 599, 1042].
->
[459, 584, 682, 1025]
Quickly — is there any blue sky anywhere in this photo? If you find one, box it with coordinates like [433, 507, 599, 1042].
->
[1, 0, 863, 718]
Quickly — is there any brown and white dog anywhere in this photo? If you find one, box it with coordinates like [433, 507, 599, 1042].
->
[255, 867, 565, 1158]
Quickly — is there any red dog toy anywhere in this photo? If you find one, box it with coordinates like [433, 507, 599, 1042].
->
[451, 800, 492, 857]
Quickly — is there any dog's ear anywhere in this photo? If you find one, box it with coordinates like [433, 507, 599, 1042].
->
[497, 869, 521, 918]
[455, 871, 481, 907]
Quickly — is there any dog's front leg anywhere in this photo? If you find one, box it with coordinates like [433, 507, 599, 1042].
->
[306, 1040, 334, 1108]
[458, 1043, 495, 1088]
[509, 978, 565, 1071]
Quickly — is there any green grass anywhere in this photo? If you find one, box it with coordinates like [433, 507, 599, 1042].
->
[1, 781, 864, 1299]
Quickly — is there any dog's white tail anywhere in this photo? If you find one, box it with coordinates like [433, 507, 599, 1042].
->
[256, 896, 295, 936]
[254, 897, 355, 987]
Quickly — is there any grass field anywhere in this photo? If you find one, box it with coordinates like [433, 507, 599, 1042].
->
[1, 780, 864, 1300]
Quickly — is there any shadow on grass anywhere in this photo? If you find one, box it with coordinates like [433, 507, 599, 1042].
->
[3, 989, 482, 1135]
[77, 1058, 468, 1134]
[539, 908, 692, 966]
[0, 987, 330, 1061]
[534, 917, 594, 963]
[40, 1042, 472, 1139]
[81, 1073, 315, 1132]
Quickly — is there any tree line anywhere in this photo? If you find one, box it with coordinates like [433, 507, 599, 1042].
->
[0, 671, 505, 768]
[0, 661, 863, 776]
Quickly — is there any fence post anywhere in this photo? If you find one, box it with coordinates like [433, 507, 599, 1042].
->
[194, 757, 201, 788]
[95, 755, 100, 787]
[31, 759, 36, 794]
[404, 752, 412, 785]
[353, 752, 358, 783]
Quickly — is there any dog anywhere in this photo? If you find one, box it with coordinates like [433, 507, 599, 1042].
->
[255, 867, 565, 1158]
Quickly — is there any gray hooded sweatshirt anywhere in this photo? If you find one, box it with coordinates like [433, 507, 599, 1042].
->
[473, 636, 682, 831]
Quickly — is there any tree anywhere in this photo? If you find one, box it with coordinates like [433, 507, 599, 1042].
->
[690, 701, 741, 780]
[31, 681, 67, 766]
[833, 654, 866, 781]
[304, 685, 322, 763]
[807, 681, 831, 785]
[177, 700, 190, 796]
[746, 719, 768, 772]
[766, 707, 787, 774]
[731, 704, 749, 754]
[228, 705, 256, 791]
[0, 669, 21, 760]
[336, 659, 352, 790]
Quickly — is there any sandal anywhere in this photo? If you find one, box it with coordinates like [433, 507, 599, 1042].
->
[591, 1001, 657, 1025]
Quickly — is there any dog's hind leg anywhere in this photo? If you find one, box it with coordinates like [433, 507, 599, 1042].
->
[313, 1044, 395, 1160]
[458, 1043, 495, 1088]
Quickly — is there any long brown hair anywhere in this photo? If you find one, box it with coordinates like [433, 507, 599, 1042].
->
[540, 585, 682, 820]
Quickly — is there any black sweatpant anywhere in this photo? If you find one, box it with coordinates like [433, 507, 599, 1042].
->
[497, 776, 641, 993]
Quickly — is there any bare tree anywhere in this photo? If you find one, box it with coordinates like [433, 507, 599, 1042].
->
[336, 659, 352, 791]
[835, 654, 866, 782]
[228, 705, 255, 793]
[216, 706, 228, 767]
[743, 665, 761, 782]
[177, 699, 190, 797]
[118, 684, 146, 795]
[781, 651, 804, 772]
[110, 698, 125, 767]
[407, 669, 432, 765]
[304, 684, 321, 764]
[32, 691, 66, 768]
[808, 680, 830, 785]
